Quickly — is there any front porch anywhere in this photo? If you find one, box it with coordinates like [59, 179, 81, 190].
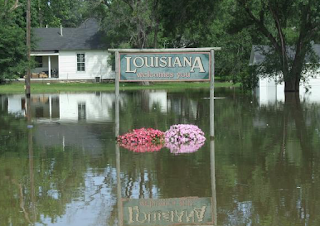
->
[31, 52, 59, 79]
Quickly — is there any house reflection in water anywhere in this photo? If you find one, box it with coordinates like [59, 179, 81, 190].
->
[255, 77, 320, 105]
[149, 91, 167, 113]
[1, 90, 203, 123]
[3, 91, 174, 122]
[4, 93, 115, 123]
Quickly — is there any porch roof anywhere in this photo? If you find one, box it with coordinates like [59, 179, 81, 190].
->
[31, 51, 59, 56]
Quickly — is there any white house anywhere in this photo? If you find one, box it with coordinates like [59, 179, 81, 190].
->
[31, 19, 114, 81]
[249, 44, 320, 105]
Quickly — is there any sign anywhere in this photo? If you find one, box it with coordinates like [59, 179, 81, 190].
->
[121, 197, 214, 226]
[119, 52, 210, 82]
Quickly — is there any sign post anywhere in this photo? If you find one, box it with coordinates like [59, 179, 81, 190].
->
[115, 50, 122, 226]
[210, 50, 215, 138]
[110, 47, 220, 226]
[115, 51, 120, 138]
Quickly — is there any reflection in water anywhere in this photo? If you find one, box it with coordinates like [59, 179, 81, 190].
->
[210, 139, 217, 225]
[0, 89, 319, 226]
[255, 77, 320, 105]
[27, 96, 37, 225]
[115, 94, 216, 225]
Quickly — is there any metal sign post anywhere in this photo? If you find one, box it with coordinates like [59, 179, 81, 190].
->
[115, 51, 120, 138]
[109, 47, 220, 226]
[210, 50, 215, 138]
[210, 139, 217, 225]
[115, 50, 123, 226]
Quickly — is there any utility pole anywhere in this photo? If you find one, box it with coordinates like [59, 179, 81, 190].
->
[26, 0, 31, 97]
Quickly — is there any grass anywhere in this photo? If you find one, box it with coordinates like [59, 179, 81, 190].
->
[0, 80, 239, 94]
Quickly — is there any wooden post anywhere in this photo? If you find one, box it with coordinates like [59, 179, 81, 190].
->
[25, 0, 31, 97]
[26, 97, 36, 222]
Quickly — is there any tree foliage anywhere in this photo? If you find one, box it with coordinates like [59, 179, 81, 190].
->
[0, 0, 27, 82]
[0, 0, 319, 90]
[34, 0, 85, 27]
[231, 0, 320, 91]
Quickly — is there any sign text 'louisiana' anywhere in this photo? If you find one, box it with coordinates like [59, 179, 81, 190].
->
[120, 53, 210, 81]
[121, 197, 214, 226]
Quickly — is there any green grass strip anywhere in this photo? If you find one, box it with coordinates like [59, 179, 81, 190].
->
[0, 81, 239, 94]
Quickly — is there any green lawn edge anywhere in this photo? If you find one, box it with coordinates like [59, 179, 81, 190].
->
[0, 81, 239, 94]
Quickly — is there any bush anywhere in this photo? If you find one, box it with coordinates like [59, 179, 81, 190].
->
[239, 66, 259, 91]
[0, 21, 27, 82]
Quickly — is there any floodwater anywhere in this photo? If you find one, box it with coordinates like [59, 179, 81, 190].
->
[0, 88, 319, 226]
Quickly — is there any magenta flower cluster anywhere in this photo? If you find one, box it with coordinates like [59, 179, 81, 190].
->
[164, 124, 206, 154]
[117, 124, 206, 154]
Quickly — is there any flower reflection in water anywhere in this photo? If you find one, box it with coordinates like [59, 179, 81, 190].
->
[118, 142, 164, 153]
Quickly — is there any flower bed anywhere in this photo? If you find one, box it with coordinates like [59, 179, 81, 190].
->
[117, 128, 164, 152]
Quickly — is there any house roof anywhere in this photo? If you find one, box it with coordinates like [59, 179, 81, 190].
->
[249, 44, 320, 65]
[32, 18, 107, 51]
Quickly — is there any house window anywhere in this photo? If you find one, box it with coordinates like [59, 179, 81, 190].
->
[35, 56, 43, 67]
[77, 54, 85, 71]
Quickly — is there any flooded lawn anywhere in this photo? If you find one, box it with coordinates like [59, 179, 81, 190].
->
[0, 88, 319, 226]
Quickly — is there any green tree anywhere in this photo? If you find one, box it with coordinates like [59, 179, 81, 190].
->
[0, 0, 27, 82]
[35, 0, 85, 27]
[232, 0, 320, 92]
[158, 0, 218, 48]
[88, 0, 161, 49]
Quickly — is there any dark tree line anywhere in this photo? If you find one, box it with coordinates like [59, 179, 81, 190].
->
[0, 0, 319, 92]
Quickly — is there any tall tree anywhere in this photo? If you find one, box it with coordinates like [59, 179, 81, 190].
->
[232, 0, 320, 92]
[159, 0, 218, 48]
[34, 0, 85, 27]
[89, 0, 161, 48]
[0, 0, 27, 82]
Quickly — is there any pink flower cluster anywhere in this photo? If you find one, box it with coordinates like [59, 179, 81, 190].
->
[117, 128, 164, 153]
[164, 124, 206, 154]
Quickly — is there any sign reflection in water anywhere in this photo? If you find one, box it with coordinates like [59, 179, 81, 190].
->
[122, 197, 213, 225]
[114, 90, 217, 226]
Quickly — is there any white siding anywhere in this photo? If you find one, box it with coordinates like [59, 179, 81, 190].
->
[256, 77, 278, 105]
[256, 72, 320, 105]
[59, 50, 114, 80]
